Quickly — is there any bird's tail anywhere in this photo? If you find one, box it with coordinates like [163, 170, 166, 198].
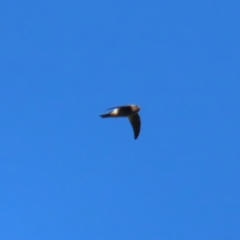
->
[100, 113, 112, 118]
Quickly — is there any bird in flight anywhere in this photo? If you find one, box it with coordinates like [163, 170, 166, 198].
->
[100, 104, 141, 139]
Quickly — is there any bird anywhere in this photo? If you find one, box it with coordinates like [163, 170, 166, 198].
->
[100, 104, 141, 139]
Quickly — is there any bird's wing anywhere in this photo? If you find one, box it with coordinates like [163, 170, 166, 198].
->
[128, 113, 141, 139]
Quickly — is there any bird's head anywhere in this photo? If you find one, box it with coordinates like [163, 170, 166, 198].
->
[131, 105, 140, 113]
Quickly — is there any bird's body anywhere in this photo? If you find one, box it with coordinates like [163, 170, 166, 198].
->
[100, 104, 141, 139]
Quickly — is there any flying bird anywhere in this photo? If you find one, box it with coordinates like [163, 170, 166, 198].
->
[100, 104, 141, 139]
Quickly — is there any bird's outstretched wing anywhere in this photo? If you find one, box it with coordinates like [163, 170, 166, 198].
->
[128, 113, 141, 139]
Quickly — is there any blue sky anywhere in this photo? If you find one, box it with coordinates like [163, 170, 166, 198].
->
[1, 1, 240, 239]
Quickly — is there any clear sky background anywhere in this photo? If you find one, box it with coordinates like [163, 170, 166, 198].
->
[1, 1, 240, 239]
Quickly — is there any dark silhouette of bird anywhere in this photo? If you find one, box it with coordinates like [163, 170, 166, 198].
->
[100, 104, 141, 139]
